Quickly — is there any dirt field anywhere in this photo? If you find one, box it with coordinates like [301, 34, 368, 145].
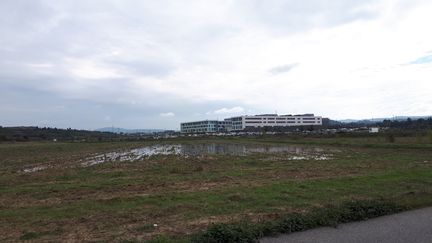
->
[1, 136, 432, 242]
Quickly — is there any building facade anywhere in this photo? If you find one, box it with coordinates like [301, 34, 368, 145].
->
[181, 114, 322, 133]
[180, 120, 230, 133]
[226, 114, 322, 131]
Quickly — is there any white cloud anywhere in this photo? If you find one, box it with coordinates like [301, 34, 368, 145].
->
[160, 112, 175, 117]
[208, 106, 245, 115]
[66, 58, 124, 80]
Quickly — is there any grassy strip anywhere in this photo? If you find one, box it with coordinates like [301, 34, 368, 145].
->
[187, 200, 406, 243]
[2, 168, 430, 221]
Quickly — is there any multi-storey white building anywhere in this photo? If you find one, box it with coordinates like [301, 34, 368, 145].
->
[181, 114, 322, 133]
[224, 114, 322, 131]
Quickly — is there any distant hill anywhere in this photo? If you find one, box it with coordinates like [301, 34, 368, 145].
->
[338, 115, 432, 124]
[0, 126, 121, 142]
[95, 127, 165, 134]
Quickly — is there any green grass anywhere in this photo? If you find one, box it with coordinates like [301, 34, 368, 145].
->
[1, 136, 432, 241]
[2, 169, 431, 221]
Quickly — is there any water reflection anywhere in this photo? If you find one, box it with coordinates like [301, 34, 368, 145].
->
[82, 143, 335, 166]
[22, 165, 47, 173]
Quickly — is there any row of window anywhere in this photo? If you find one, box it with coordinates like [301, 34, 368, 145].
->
[245, 117, 319, 121]
[245, 121, 320, 124]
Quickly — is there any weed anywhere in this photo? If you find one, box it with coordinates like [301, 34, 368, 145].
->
[20, 231, 40, 240]
[147, 235, 173, 243]
[191, 200, 406, 243]
[192, 222, 259, 243]
[194, 166, 204, 172]
[136, 224, 157, 233]
[385, 133, 395, 143]
[415, 133, 424, 143]
[227, 193, 246, 202]
[428, 130, 432, 144]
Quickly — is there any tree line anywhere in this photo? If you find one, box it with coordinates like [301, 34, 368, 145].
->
[0, 126, 125, 142]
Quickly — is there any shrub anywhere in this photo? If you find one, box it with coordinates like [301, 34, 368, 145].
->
[20, 231, 39, 240]
[191, 222, 259, 243]
[147, 235, 172, 243]
[190, 200, 405, 243]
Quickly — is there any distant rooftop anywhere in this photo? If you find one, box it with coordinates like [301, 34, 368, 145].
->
[294, 114, 315, 117]
[250, 114, 315, 117]
[254, 114, 278, 116]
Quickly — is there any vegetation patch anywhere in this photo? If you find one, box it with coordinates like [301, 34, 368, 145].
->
[1, 136, 432, 241]
[191, 200, 406, 243]
[19, 231, 40, 240]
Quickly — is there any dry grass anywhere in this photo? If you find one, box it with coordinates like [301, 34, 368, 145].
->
[1, 137, 432, 241]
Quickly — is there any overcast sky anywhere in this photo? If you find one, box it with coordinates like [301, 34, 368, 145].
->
[1, 0, 431, 130]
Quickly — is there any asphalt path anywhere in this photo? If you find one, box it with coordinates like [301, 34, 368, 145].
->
[261, 207, 432, 243]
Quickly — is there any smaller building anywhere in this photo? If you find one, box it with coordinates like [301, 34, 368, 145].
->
[369, 127, 379, 133]
[180, 120, 230, 133]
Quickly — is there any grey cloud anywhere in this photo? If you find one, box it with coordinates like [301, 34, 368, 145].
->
[108, 60, 175, 77]
[0, 0, 55, 37]
[0, 82, 252, 129]
[269, 63, 299, 75]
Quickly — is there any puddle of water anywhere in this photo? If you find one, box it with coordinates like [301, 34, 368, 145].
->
[260, 154, 332, 162]
[22, 166, 47, 173]
[82, 143, 337, 166]
[82, 145, 182, 166]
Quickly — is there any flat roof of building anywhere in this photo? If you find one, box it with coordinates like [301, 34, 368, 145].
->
[180, 120, 219, 124]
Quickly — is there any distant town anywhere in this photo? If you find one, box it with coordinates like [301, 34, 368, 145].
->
[1, 115, 431, 142]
